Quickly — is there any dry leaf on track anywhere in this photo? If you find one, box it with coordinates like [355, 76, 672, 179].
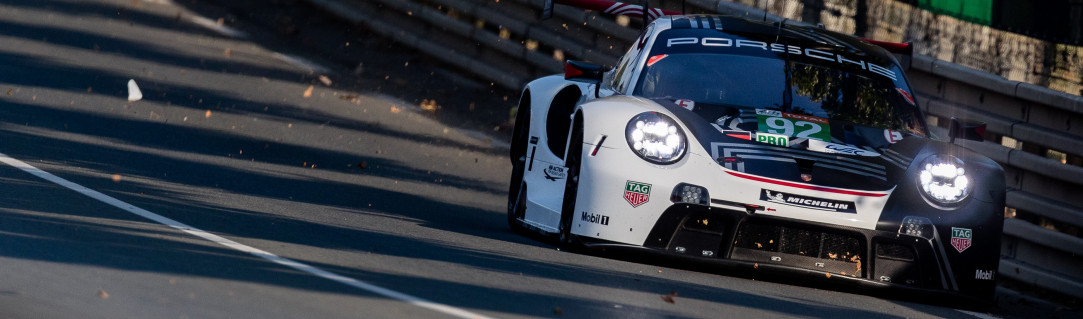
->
[661, 291, 677, 304]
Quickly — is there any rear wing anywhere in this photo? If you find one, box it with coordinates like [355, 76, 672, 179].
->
[861, 38, 914, 70]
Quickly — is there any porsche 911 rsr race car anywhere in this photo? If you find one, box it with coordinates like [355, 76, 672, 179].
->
[507, 2, 1005, 303]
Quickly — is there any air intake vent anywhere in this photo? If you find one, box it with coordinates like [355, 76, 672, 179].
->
[876, 242, 915, 261]
[733, 221, 864, 276]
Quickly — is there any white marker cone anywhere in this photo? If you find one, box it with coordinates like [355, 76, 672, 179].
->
[127, 79, 143, 101]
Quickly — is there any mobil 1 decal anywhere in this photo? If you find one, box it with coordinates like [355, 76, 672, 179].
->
[755, 109, 831, 142]
[581, 212, 610, 225]
[624, 180, 651, 208]
[951, 227, 972, 253]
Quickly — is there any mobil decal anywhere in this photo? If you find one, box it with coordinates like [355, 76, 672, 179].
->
[951, 227, 972, 253]
[581, 211, 610, 225]
[760, 189, 857, 213]
[975, 269, 995, 280]
[624, 180, 652, 207]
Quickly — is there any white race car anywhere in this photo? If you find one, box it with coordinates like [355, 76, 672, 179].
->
[508, 1, 1004, 303]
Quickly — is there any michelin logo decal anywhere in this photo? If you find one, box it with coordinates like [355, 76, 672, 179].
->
[761, 189, 857, 214]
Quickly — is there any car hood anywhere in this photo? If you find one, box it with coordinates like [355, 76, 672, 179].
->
[653, 99, 924, 191]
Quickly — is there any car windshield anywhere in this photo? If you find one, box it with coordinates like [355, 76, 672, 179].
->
[633, 53, 926, 136]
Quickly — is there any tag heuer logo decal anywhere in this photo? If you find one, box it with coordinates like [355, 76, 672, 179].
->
[624, 181, 651, 207]
[951, 227, 972, 253]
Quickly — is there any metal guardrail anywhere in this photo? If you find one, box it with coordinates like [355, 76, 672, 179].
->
[307, 0, 1083, 299]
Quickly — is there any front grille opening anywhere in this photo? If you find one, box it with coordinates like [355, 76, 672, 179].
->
[734, 222, 781, 251]
[667, 211, 728, 258]
[681, 214, 727, 233]
[876, 242, 916, 261]
[733, 221, 865, 277]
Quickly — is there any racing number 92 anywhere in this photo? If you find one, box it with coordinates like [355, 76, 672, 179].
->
[756, 109, 831, 141]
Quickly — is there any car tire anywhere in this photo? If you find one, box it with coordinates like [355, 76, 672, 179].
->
[558, 113, 584, 245]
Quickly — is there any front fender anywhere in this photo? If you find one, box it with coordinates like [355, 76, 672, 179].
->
[574, 96, 711, 160]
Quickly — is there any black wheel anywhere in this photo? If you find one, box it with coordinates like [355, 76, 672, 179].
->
[558, 113, 584, 245]
[507, 95, 531, 230]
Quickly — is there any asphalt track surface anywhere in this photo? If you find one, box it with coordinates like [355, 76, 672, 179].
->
[0, 0, 1070, 318]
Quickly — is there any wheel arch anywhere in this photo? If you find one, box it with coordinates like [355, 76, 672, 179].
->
[520, 75, 595, 161]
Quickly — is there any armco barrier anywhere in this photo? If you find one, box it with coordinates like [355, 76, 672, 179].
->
[307, 0, 1083, 299]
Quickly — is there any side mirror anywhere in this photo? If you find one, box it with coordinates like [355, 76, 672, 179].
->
[564, 60, 606, 98]
[564, 60, 604, 83]
[541, 0, 553, 20]
[948, 117, 986, 143]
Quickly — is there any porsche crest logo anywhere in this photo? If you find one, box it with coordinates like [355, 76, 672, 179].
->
[624, 181, 651, 207]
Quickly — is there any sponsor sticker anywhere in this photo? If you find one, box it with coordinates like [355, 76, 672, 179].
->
[580, 211, 609, 225]
[760, 189, 857, 213]
[884, 129, 903, 144]
[543, 165, 566, 181]
[808, 139, 881, 157]
[647, 54, 668, 67]
[896, 88, 915, 106]
[675, 99, 695, 111]
[951, 227, 972, 253]
[755, 109, 831, 142]
[975, 269, 995, 280]
[755, 132, 789, 146]
[624, 180, 651, 207]
[722, 130, 752, 140]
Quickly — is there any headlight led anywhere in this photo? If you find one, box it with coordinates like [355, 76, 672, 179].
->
[670, 183, 709, 205]
[916, 154, 970, 204]
[899, 216, 934, 239]
[626, 112, 687, 164]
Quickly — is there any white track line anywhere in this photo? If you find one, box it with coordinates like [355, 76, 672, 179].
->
[187, 15, 249, 39]
[0, 152, 491, 319]
[272, 52, 332, 74]
[957, 310, 1002, 319]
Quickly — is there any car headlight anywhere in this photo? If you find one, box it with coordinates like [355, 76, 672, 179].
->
[917, 154, 970, 204]
[626, 112, 686, 164]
